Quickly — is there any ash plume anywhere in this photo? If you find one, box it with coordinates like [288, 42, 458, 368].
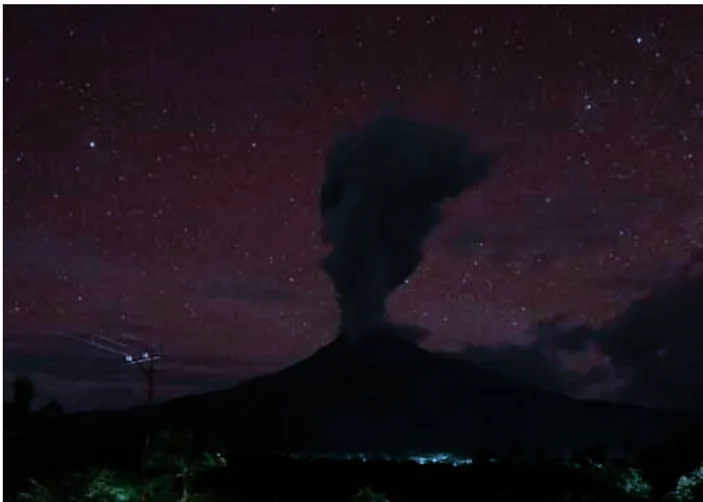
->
[319, 113, 491, 341]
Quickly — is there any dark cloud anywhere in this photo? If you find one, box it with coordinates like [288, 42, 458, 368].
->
[457, 250, 703, 412]
[459, 315, 605, 397]
[319, 113, 490, 339]
[597, 253, 703, 410]
[458, 342, 575, 395]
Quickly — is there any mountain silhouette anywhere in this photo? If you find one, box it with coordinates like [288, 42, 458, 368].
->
[139, 324, 702, 460]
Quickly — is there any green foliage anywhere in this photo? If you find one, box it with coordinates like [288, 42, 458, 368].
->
[666, 462, 703, 501]
[146, 428, 227, 501]
[17, 479, 52, 502]
[79, 468, 143, 502]
[614, 466, 652, 499]
[66, 466, 184, 502]
[564, 456, 652, 499]
[8, 429, 702, 502]
[11, 426, 227, 502]
[147, 429, 226, 473]
[66, 428, 227, 502]
[351, 486, 390, 502]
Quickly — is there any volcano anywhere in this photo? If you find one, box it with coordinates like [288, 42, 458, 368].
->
[143, 324, 702, 460]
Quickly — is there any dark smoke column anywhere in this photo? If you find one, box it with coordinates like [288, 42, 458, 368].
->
[319, 114, 490, 340]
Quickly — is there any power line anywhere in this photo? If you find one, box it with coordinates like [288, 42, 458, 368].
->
[63, 332, 163, 405]
[64, 331, 163, 501]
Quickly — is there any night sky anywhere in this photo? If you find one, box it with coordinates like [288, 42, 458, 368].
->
[4, 5, 702, 411]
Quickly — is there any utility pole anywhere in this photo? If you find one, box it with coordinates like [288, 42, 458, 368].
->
[65, 332, 163, 501]
[65, 332, 163, 406]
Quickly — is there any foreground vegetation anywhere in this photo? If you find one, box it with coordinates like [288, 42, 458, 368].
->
[5, 377, 703, 501]
[9, 452, 703, 502]
[8, 427, 703, 502]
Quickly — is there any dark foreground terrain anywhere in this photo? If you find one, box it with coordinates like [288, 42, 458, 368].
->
[5, 328, 703, 501]
[46, 329, 703, 461]
[4, 441, 703, 501]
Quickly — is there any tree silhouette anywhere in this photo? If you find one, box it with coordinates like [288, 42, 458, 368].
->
[146, 428, 226, 501]
[8, 375, 37, 433]
[351, 486, 390, 502]
[17, 479, 52, 502]
[13, 375, 36, 415]
[38, 400, 64, 418]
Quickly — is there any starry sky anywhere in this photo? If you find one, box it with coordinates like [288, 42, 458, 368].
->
[4, 5, 702, 411]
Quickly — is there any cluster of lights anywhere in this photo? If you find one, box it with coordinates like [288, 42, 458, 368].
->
[283, 452, 670, 498]
[288, 451, 475, 467]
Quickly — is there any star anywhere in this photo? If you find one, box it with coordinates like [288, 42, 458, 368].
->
[3, 5, 701, 411]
